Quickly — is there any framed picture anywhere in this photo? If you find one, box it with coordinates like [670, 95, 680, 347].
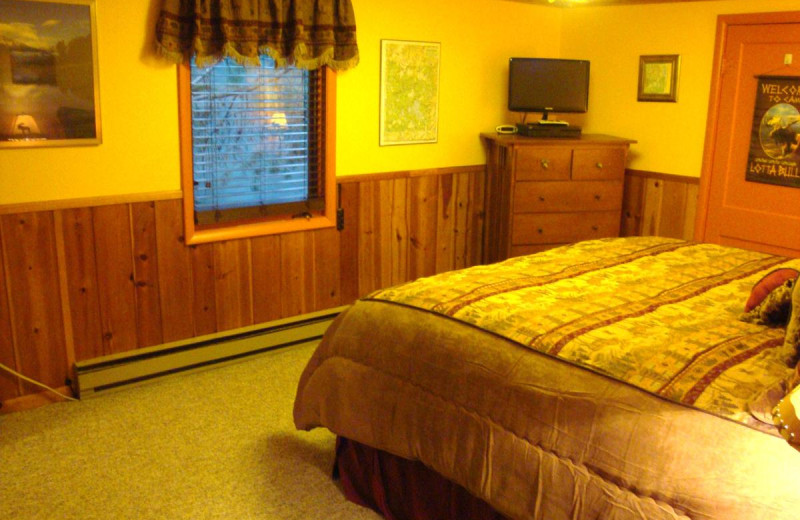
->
[380, 39, 440, 146]
[745, 75, 800, 188]
[0, 0, 101, 148]
[637, 54, 679, 102]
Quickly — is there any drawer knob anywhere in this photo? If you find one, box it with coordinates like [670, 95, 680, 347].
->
[594, 194, 601, 200]
[596, 162, 604, 169]
[592, 225, 599, 231]
[540, 159, 550, 170]
[539, 195, 546, 202]
[537, 228, 544, 234]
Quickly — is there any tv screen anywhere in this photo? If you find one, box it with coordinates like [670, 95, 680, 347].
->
[508, 57, 590, 115]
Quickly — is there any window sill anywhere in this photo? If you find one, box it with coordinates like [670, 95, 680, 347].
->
[185, 214, 337, 245]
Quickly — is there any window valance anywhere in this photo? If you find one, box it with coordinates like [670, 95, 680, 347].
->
[154, 0, 359, 70]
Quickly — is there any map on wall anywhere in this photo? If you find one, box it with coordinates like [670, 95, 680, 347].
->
[746, 75, 800, 188]
[379, 40, 440, 146]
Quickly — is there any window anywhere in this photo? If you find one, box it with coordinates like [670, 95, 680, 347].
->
[178, 56, 336, 244]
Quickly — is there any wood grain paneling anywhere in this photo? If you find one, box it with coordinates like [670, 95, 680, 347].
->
[377, 180, 394, 288]
[0, 165, 702, 410]
[621, 170, 699, 240]
[338, 183, 360, 304]
[467, 170, 486, 267]
[0, 166, 485, 407]
[190, 243, 217, 336]
[251, 235, 283, 324]
[0, 226, 20, 399]
[154, 199, 196, 342]
[131, 202, 163, 348]
[313, 228, 341, 311]
[0, 213, 67, 392]
[59, 207, 104, 361]
[621, 173, 645, 237]
[280, 231, 311, 318]
[453, 172, 471, 270]
[52, 212, 76, 370]
[390, 178, 409, 285]
[357, 181, 380, 297]
[0, 165, 702, 408]
[214, 239, 253, 330]
[92, 205, 138, 355]
[435, 175, 456, 274]
[408, 175, 438, 280]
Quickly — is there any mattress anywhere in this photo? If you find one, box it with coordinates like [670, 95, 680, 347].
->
[294, 237, 800, 520]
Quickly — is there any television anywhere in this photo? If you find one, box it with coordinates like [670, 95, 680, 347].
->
[508, 57, 590, 122]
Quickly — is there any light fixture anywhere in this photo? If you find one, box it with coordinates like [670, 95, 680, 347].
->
[269, 112, 288, 128]
[774, 386, 800, 450]
[9, 114, 44, 140]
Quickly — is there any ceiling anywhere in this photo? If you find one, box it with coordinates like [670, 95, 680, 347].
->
[520, 0, 714, 6]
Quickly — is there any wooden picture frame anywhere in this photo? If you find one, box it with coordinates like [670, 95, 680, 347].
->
[637, 54, 679, 102]
[379, 39, 441, 146]
[0, 0, 102, 148]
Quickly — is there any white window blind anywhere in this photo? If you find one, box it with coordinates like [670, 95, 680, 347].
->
[189, 56, 325, 226]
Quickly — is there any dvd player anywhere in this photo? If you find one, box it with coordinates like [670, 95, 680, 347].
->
[516, 123, 582, 138]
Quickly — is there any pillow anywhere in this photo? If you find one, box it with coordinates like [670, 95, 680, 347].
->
[744, 268, 799, 312]
[740, 278, 796, 325]
[782, 280, 800, 365]
[740, 268, 799, 326]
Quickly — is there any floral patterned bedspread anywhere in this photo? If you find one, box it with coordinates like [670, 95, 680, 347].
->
[368, 237, 799, 424]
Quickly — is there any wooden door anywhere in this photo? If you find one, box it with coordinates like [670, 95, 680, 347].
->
[696, 12, 800, 257]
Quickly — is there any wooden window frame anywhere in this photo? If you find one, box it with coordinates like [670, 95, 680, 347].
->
[177, 63, 337, 245]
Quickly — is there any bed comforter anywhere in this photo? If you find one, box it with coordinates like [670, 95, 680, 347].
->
[294, 237, 800, 520]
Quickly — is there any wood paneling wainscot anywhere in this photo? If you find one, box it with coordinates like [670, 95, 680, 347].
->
[0, 166, 486, 410]
[621, 169, 699, 241]
[0, 165, 697, 411]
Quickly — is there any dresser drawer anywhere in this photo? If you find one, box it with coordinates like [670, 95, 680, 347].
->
[572, 148, 626, 180]
[515, 147, 572, 181]
[513, 180, 623, 213]
[511, 211, 621, 245]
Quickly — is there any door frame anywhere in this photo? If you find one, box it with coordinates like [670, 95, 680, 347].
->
[695, 11, 800, 243]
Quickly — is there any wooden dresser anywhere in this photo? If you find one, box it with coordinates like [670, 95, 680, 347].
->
[481, 133, 636, 263]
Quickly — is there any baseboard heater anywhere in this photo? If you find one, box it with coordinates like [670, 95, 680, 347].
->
[72, 305, 348, 399]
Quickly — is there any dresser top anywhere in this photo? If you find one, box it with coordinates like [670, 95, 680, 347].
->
[481, 133, 637, 146]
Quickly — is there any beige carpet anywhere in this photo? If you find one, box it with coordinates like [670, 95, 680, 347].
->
[0, 342, 381, 520]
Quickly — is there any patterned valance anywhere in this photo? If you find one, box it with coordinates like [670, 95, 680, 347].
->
[154, 0, 359, 70]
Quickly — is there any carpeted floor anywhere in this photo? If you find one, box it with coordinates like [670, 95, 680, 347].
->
[0, 342, 381, 520]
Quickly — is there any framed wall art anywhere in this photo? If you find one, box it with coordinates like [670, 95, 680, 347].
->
[0, 0, 101, 148]
[745, 75, 800, 188]
[637, 54, 679, 102]
[379, 39, 440, 146]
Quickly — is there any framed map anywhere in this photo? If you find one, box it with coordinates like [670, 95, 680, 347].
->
[637, 54, 679, 103]
[380, 40, 440, 146]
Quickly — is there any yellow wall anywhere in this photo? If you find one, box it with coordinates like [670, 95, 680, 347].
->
[0, 1, 181, 205]
[2, 0, 799, 204]
[561, 0, 799, 177]
[0, 0, 559, 205]
[336, 0, 561, 175]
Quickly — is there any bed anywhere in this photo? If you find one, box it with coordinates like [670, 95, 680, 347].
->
[293, 236, 800, 520]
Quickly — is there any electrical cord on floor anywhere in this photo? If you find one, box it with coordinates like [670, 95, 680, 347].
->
[0, 362, 78, 402]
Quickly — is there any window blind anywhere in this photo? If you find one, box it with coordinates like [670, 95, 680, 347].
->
[190, 56, 325, 226]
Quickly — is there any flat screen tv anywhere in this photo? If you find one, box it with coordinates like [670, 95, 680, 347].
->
[508, 57, 590, 121]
